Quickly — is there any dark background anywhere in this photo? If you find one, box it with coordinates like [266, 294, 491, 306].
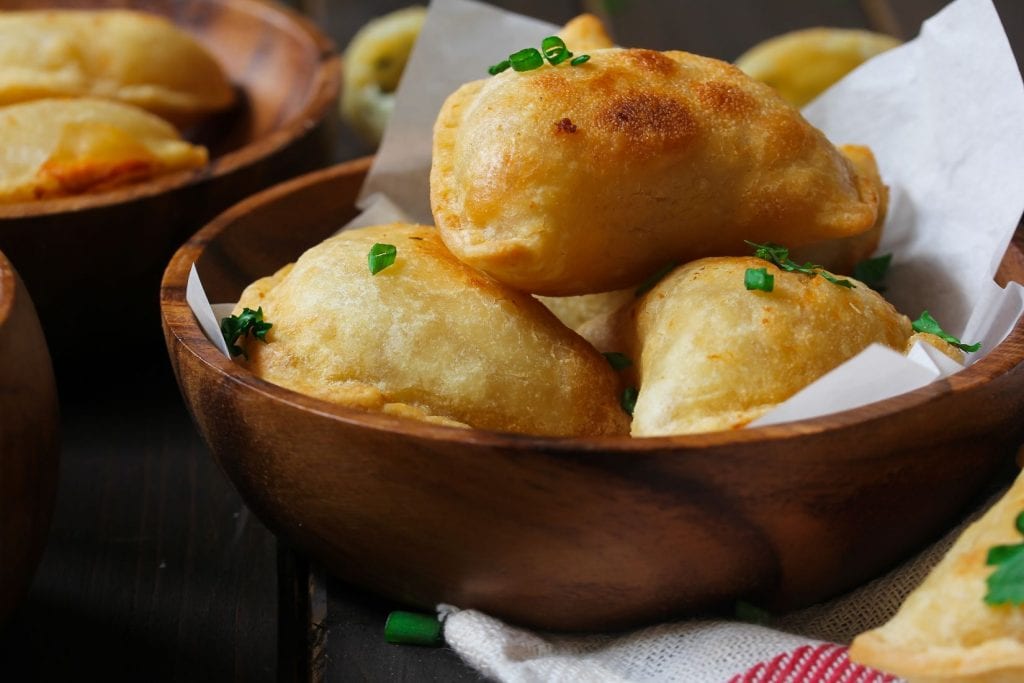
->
[2, 1, 1021, 681]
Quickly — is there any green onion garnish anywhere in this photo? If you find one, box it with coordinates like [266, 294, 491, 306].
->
[368, 243, 397, 275]
[541, 36, 572, 65]
[570, 54, 591, 66]
[912, 311, 981, 353]
[984, 511, 1024, 606]
[746, 240, 854, 289]
[384, 611, 443, 646]
[744, 267, 774, 292]
[853, 253, 892, 292]
[220, 307, 272, 358]
[510, 47, 544, 72]
[488, 59, 511, 75]
[603, 352, 633, 370]
[621, 387, 638, 416]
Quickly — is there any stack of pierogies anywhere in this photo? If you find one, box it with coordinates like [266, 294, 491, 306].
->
[234, 16, 944, 438]
[0, 10, 234, 203]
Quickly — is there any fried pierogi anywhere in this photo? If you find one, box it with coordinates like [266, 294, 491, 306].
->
[627, 257, 911, 436]
[0, 10, 234, 126]
[558, 13, 614, 52]
[536, 289, 633, 332]
[234, 224, 629, 437]
[0, 98, 208, 203]
[850, 470, 1024, 682]
[431, 48, 884, 295]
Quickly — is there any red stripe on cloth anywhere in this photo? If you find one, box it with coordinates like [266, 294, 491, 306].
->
[729, 644, 897, 683]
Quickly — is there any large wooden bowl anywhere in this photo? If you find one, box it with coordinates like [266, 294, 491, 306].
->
[161, 158, 1024, 631]
[0, 0, 339, 366]
[0, 250, 59, 623]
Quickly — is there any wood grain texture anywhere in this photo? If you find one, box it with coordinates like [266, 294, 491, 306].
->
[0, 251, 59, 623]
[162, 159, 1024, 631]
[0, 360, 279, 681]
[0, 0, 340, 365]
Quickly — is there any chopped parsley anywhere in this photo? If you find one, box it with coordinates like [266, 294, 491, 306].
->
[912, 311, 981, 353]
[368, 243, 397, 274]
[621, 386, 638, 416]
[221, 307, 272, 358]
[603, 352, 633, 370]
[853, 253, 892, 292]
[746, 241, 854, 289]
[985, 511, 1024, 605]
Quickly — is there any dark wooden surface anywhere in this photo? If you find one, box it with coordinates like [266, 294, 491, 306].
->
[1, 1, 1021, 682]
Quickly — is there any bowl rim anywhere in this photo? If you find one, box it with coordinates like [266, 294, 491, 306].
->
[161, 157, 1024, 452]
[0, 251, 14, 328]
[0, 0, 340, 220]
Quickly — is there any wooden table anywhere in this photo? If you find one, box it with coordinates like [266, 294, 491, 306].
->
[1, 1, 1021, 681]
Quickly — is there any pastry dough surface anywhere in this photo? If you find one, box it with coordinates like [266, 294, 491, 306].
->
[850, 471, 1024, 683]
[0, 10, 234, 125]
[0, 97, 207, 203]
[628, 256, 911, 436]
[431, 47, 884, 295]
[235, 224, 629, 437]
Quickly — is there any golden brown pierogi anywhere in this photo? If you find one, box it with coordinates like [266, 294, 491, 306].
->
[234, 224, 629, 437]
[431, 47, 884, 295]
[0, 98, 208, 204]
[0, 10, 234, 126]
[625, 257, 911, 436]
[850, 470, 1024, 682]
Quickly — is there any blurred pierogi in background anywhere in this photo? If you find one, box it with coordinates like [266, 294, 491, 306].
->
[0, 98, 207, 203]
[0, 10, 234, 127]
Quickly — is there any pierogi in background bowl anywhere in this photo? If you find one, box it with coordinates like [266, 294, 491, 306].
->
[0, 0, 340, 369]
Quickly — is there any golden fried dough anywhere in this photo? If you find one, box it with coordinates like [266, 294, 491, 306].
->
[850, 470, 1024, 682]
[736, 27, 901, 107]
[0, 10, 234, 126]
[234, 224, 629, 437]
[789, 144, 889, 275]
[558, 14, 614, 52]
[536, 289, 633, 332]
[431, 47, 884, 295]
[0, 98, 207, 203]
[627, 257, 911, 436]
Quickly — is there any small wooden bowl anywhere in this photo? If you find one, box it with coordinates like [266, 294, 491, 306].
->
[0, 250, 59, 623]
[162, 158, 1024, 631]
[0, 0, 340, 364]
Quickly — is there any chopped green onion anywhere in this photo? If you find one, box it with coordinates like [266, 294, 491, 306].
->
[368, 243, 398, 275]
[853, 253, 892, 292]
[510, 47, 544, 72]
[744, 267, 774, 292]
[912, 311, 981, 353]
[603, 352, 633, 370]
[570, 54, 591, 66]
[621, 387, 638, 416]
[220, 307, 272, 358]
[384, 611, 443, 646]
[735, 600, 771, 625]
[635, 262, 678, 297]
[745, 240, 855, 289]
[541, 36, 572, 65]
[488, 60, 511, 76]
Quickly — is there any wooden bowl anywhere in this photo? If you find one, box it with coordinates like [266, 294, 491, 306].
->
[161, 158, 1024, 631]
[0, 0, 340, 367]
[0, 250, 59, 623]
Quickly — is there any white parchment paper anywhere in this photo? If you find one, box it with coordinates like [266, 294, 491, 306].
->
[188, 0, 1024, 428]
